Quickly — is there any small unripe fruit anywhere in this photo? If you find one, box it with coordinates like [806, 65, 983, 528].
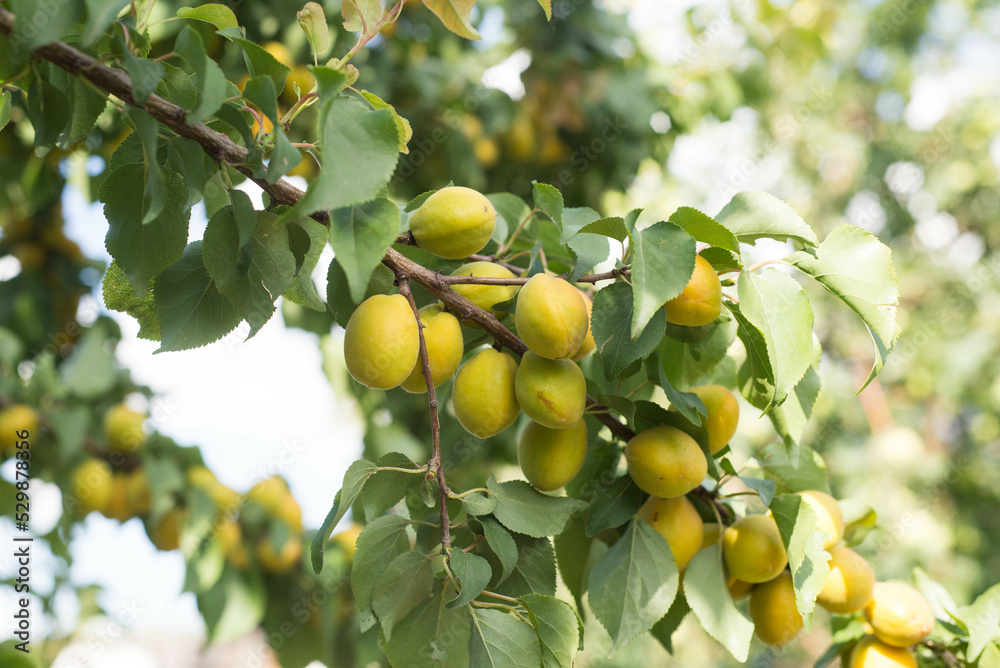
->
[817, 545, 875, 614]
[0, 404, 39, 453]
[571, 291, 596, 361]
[517, 419, 587, 491]
[401, 305, 464, 393]
[663, 255, 722, 327]
[687, 385, 739, 453]
[624, 425, 707, 499]
[723, 514, 788, 583]
[104, 404, 147, 452]
[514, 351, 586, 429]
[450, 262, 520, 322]
[71, 459, 114, 515]
[408, 186, 497, 259]
[151, 508, 185, 551]
[863, 582, 935, 647]
[849, 635, 917, 668]
[798, 490, 844, 549]
[453, 349, 520, 438]
[344, 294, 419, 389]
[258, 536, 303, 574]
[514, 274, 589, 360]
[749, 571, 803, 647]
[637, 495, 704, 571]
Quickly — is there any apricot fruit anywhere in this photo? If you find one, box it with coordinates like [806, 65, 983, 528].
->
[624, 425, 707, 499]
[863, 582, 935, 647]
[701, 522, 722, 549]
[126, 468, 151, 516]
[248, 476, 302, 531]
[749, 571, 803, 647]
[151, 508, 185, 551]
[722, 514, 788, 583]
[798, 489, 844, 549]
[188, 466, 241, 512]
[514, 351, 586, 429]
[452, 349, 520, 438]
[517, 419, 588, 491]
[400, 305, 464, 393]
[686, 385, 739, 453]
[343, 294, 419, 390]
[0, 404, 38, 453]
[103, 403, 147, 452]
[104, 474, 131, 522]
[258, 536, 303, 574]
[450, 262, 520, 322]
[729, 576, 755, 600]
[849, 635, 917, 668]
[571, 291, 596, 361]
[217, 518, 249, 569]
[408, 186, 497, 259]
[663, 255, 722, 327]
[514, 274, 588, 360]
[71, 459, 113, 515]
[817, 545, 875, 614]
[637, 495, 704, 571]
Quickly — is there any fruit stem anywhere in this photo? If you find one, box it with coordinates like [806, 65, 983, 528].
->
[920, 641, 962, 667]
[495, 207, 538, 258]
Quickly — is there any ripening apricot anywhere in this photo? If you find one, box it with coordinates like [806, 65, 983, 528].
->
[258, 536, 303, 573]
[687, 385, 739, 453]
[217, 518, 249, 569]
[514, 274, 589, 360]
[637, 495, 704, 571]
[701, 522, 722, 549]
[408, 186, 497, 259]
[249, 476, 302, 532]
[572, 291, 596, 361]
[453, 349, 520, 438]
[126, 468, 151, 516]
[817, 545, 875, 615]
[104, 403, 147, 452]
[624, 425, 707, 499]
[518, 419, 587, 491]
[151, 508, 185, 551]
[104, 474, 131, 522]
[188, 466, 241, 512]
[514, 351, 586, 429]
[344, 294, 419, 389]
[663, 255, 722, 327]
[863, 582, 935, 647]
[722, 514, 788, 583]
[450, 262, 520, 322]
[0, 404, 38, 453]
[849, 634, 917, 668]
[729, 576, 755, 600]
[798, 490, 844, 549]
[401, 305, 464, 393]
[749, 571, 803, 647]
[72, 459, 114, 515]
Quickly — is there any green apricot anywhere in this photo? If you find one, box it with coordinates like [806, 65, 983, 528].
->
[344, 294, 419, 389]
[451, 262, 520, 323]
[624, 425, 707, 498]
[453, 349, 520, 438]
[515, 274, 589, 360]
[408, 186, 497, 259]
[664, 255, 722, 327]
[722, 514, 788, 584]
[514, 351, 586, 429]
[518, 419, 587, 491]
[401, 305, 464, 393]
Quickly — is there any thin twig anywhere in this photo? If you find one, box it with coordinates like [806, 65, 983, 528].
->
[494, 207, 538, 258]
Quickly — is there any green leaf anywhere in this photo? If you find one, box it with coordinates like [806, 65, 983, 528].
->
[102, 262, 160, 340]
[669, 206, 740, 253]
[361, 452, 423, 520]
[770, 493, 831, 626]
[384, 580, 471, 668]
[463, 492, 498, 516]
[58, 76, 107, 149]
[10, 0, 82, 50]
[154, 63, 199, 111]
[242, 76, 279, 124]
[352, 514, 412, 632]
[478, 516, 517, 583]
[533, 182, 564, 229]
[59, 328, 117, 398]
[447, 548, 492, 609]
[311, 458, 378, 573]
[578, 216, 629, 243]
[584, 475, 643, 537]
[176, 4, 239, 29]
[284, 218, 329, 311]
[200, 569, 266, 644]
[519, 594, 581, 668]
[360, 90, 412, 153]
[330, 198, 401, 303]
[341, 0, 383, 33]
[562, 207, 610, 281]
[425, 0, 482, 40]
[173, 26, 227, 123]
[683, 545, 754, 662]
[840, 499, 878, 547]
[166, 136, 215, 210]
[592, 280, 668, 381]
[291, 97, 401, 216]
[650, 591, 690, 654]
[715, 191, 818, 246]
[373, 551, 435, 641]
[536, 0, 553, 20]
[0, 90, 12, 132]
[657, 361, 706, 426]
[226, 36, 292, 93]
[629, 221, 696, 338]
[700, 246, 742, 273]
[554, 514, 595, 615]
[587, 520, 680, 651]
[123, 50, 165, 105]
[760, 442, 830, 494]
[720, 460, 776, 506]
[768, 343, 822, 448]
[736, 268, 815, 410]
[659, 317, 736, 389]
[127, 108, 168, 224]
[491, 534, 557, 598]
[487, 478, 587, 538]
[298, 2, 332, 56]
[468, 608, 541, 667]
[960, 584, 1000, 660]
[912, 567, 960, 630]
[327, 259, 394, 327]
[83, 0, 131, 44]
[26, 77, 69, 154]
[726, 301, 775, 409]
[787, 224, 899, 390]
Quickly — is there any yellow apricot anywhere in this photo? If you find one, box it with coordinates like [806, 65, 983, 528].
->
[450, 262, 520, 322]
[637, 495, 704, 571]
[749, 571, 803, 647]
[452, 349, 520, 438]
[798, 490, 844, 549]
[722, 514, 788, 583]
[863, 582, 935, 647]
[249, 476, 301, 531]
[0, 404, 38, 453]
[514, 274, 588, 360]
[71, 459, 114, 515]
[275, 493, 303, 534]
[103, 403, 147, 452]
[849, 635, 917, 668]
[514, 351, 586, 429]
[571, 291, 596, 361]
[188, 466, 240, 512]
[104, 474, 132, 522]
[401, 305, 464, 393]
[408, 186, 497, 259]
[687, 385, 739, 453]
[126, 468, 151, 516]
[663, 255, 722, 327]
[701, 522, 722, 549]
[151, 508, 185, 551]
[729, 576, 755, 600]
[624, 425, 707, 499]
[217, 518, 249, 570]
[817, 545, 875, 615]
[258, 536, 303, 574]
[344, 294, 419, 389]
[517, 419, 588, 491]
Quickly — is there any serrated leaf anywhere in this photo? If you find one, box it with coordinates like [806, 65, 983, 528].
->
[726, 301, 775, 409]
[536, 0, 553, 20]
[176, 4, 239, 29]
[787, 224, 899, 390]
[102, 262, 160, 340]
[584, 475, 643, 537]
[342, 0, 383, 33]
[760, 442, 830, 494]
[360, 90, 412, 153]
[478, 516, 517, 584]
[127, 108, 168, 224]
[155, 64, 199, 110]
[669, 206, 740, 253]
[715, 191, 818, 246]
[719, 460, 776, 506]
[684, 545, 754, 662]
[0, 90, 12, 132]
[165, 136, 214, 210]
[767, 340, 822, 449]
[384, 580, 471, 668]
[26, 77, 69, 154]
[362, 452, 423, 520]
[327, 259, 394, 327]
[486, 478, 587, 538]
[463, 492, 498, 516]
[533, 182, 563, 229]
[520, 594, 580, 668]
[593, 280, 667, 381]
[242, 76, 279, 124]
[587, 520, 680, 651]
[373, 551, 435, 640]
[329, 197, 400, 303]
[656, 361, 706, 426]
[10, 0, 82, 50]
[491, 534, 557, 598]
[651, 590, 690, 654]
[173, 26, 227, 123]
[82, 0, 132, 44]
[311, 458, 378, 573]
[578, 216, 629, 243]
[659, 317, 736, 389]
[352, 514, 411, 631]
[554, 514, 594, 615]
[284, 218, 329, 311]
[226, 36, 292, 94]
[447, 549, 492, 609]
[298, 2, 332, 56]
[468, 608, 541, 667]
[562, 207, 610, 281]
[123, 49, 165, 105]
[960, 584, 1000, 660]
[58, 76, 107, 149]
[425, 0, 482, 40]
[770, 493, 831, 626]
[629, 221, 696, 338]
